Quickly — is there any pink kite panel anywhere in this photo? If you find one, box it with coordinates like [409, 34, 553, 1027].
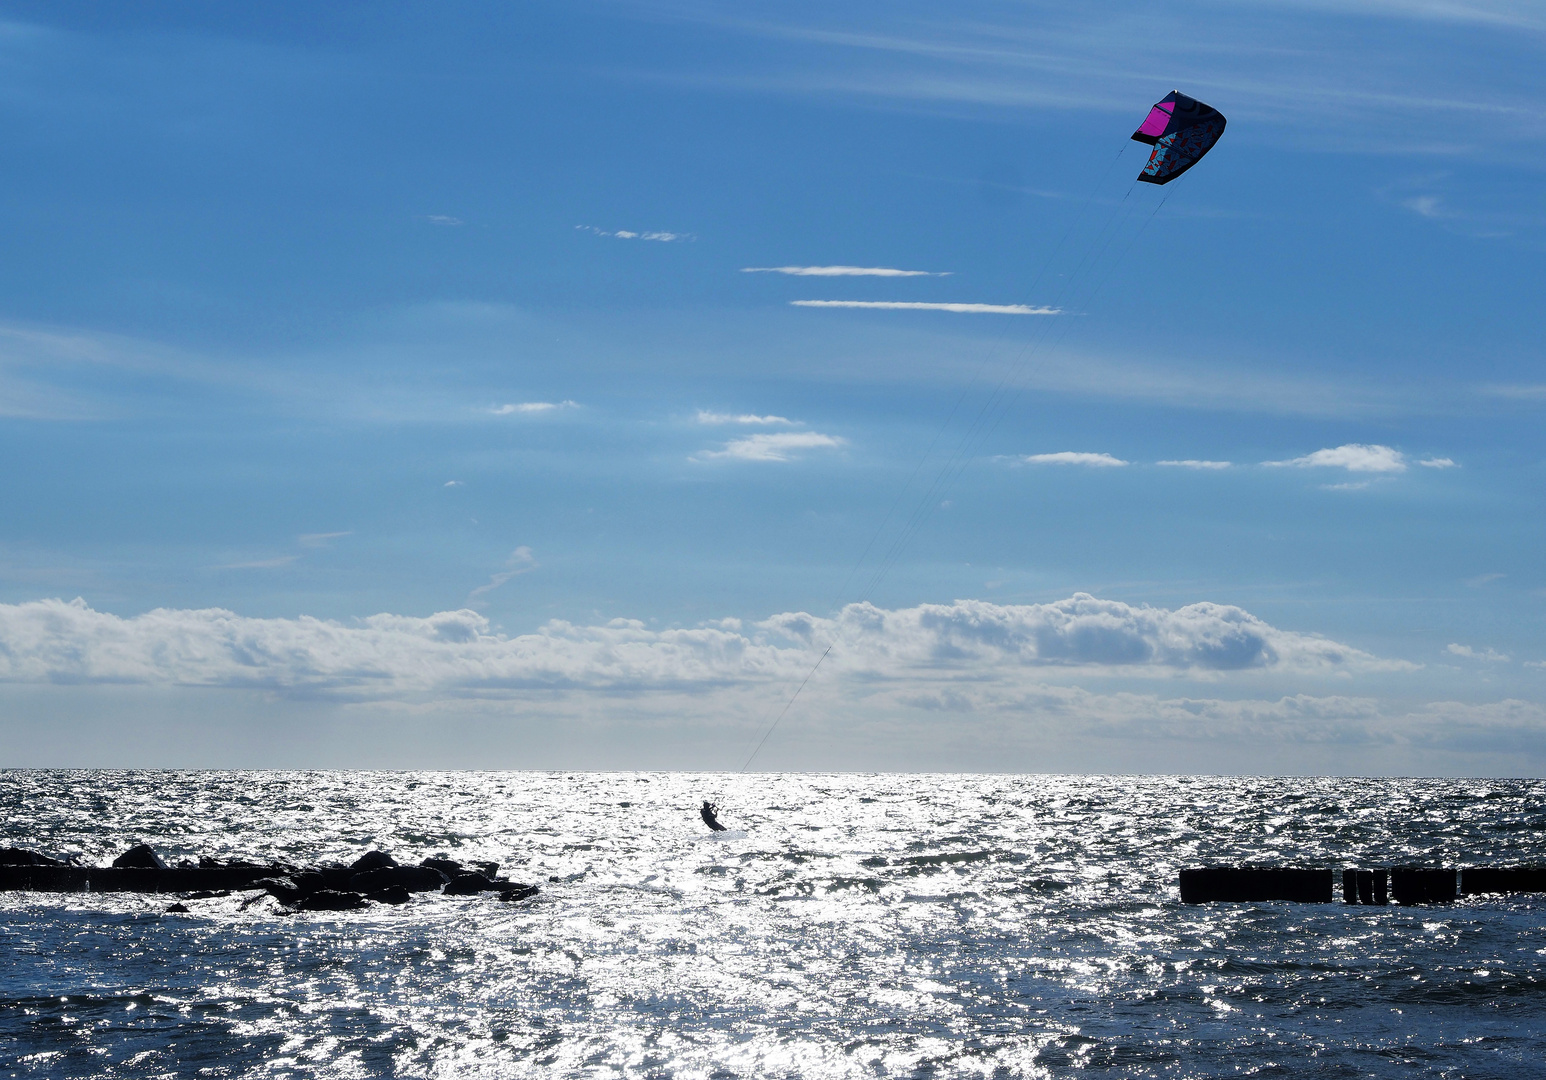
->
[1136, 103, 1174, 138]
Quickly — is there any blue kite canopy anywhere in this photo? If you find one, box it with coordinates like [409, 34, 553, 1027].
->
[1130, 91, 1226, 184]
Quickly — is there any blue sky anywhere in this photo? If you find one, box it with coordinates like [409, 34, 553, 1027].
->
[1, 0, 1544, 772]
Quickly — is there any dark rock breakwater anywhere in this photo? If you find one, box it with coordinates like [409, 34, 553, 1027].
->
[0, 844, 540, 909]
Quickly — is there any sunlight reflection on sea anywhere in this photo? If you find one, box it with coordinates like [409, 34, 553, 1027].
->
[2, 771, 1544, 1078]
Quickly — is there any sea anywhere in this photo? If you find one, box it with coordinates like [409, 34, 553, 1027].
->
[2, 771, 1544, 1079]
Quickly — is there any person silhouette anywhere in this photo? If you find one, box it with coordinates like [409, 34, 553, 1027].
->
[700, 800, 728, 832]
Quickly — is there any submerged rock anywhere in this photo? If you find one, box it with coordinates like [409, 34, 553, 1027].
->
[164, 902, 190, 913]
[368, 885, 412, 905]
[349, 866, 448, 893]
[498, 884, 541, 902]
[442, 872, 495, 896]
[421, 857, 500, 879]
[0, 847, 66, 866]
[349, 851, 397, 873]
[297, 889, 367, 911]
[113, 844, 168, 870]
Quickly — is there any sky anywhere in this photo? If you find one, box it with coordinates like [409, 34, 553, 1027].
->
[1, 0, 1544, 773]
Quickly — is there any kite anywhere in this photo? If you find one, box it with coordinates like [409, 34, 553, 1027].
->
[1131, 91, 1226, 184]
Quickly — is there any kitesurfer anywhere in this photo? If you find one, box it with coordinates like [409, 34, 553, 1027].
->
[700, 801, 727, 832]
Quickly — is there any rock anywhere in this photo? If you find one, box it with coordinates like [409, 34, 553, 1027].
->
[0, 847, 66, 866]
[164, 902, 189, 913]
[112, 844, 168, 870]
[498, 884, 541, 903]
[368, 885, 411, 905]
[349, 866, 448, 894]
[420, 857, 464, 877]
[442, 872, 494, 896]
[252, 876, 304, 905]
[312, 866, 356, 891]
[179, 890, 231, 901]
[471, 861, 500, 879]
[290, 871, 329, 896]
[349, 850, 397, 873]
[296, 889, 367, 911]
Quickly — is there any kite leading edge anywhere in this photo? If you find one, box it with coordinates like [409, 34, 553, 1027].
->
[1130, 91, 1226, 184]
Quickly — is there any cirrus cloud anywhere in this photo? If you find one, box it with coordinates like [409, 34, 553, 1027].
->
[467, 547, 538, 605]
[694, 431, 845, 462]
[1016, 452, 1128, 467]
[488, 400, 578, 415]
[576, 225, 692, 242]
[743, 266, 946, 276]
[695, 411, 795, 426]
[790, 300, 1057, 314]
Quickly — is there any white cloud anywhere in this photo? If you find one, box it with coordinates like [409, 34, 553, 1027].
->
[695, 431, 845, 462]
[1402, 195, 1445, 219]
[488, 400, 578, 415]
[426, 215, 463, 226]
[1465, 572, 1505, 587]
[467, 547, 537, 604]
[0, 593, 1401, 700]
[444, 480, 464, 487]
[742, 266, 946, 277]
[298, 531, 351, 549]
[695, 410, 795, 426]
[1017, 452, 1128, 467]
[576, 225, 692, 242]
[1419, 457, 1458, 468]
[1446, 642, 1510, 662]
[1264, 443, 1408, 472]
[791, 300, 1056, 314]
[1156, 459, 1232, 469]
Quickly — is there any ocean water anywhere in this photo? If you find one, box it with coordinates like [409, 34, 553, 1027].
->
[2, 771, 1545, 1079]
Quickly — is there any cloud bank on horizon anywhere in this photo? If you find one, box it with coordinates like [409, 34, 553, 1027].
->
[0, 593, 1400, 699]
